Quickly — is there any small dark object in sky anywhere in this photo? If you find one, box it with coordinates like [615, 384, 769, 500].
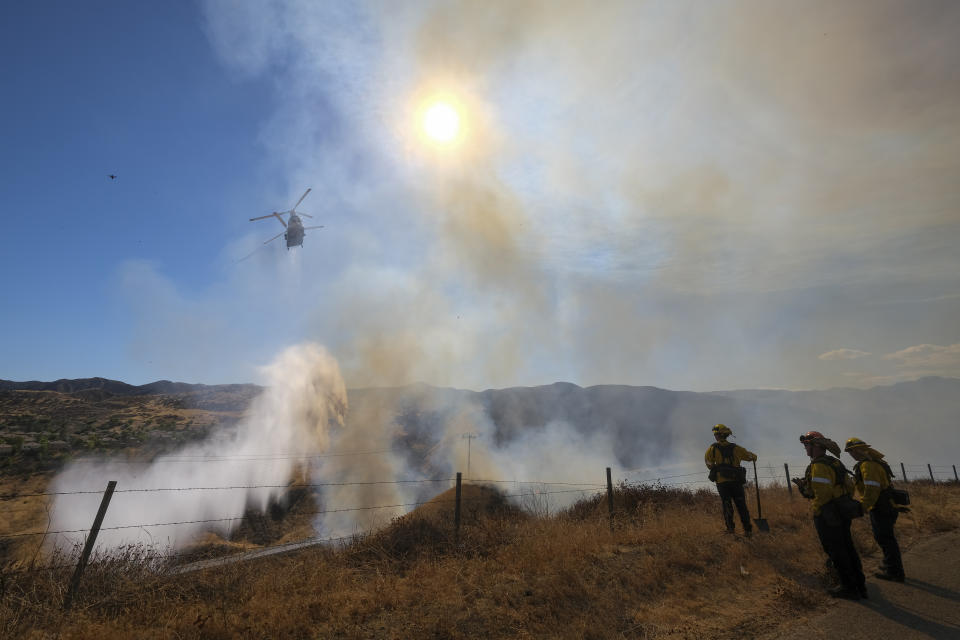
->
[108, 174, 116, 180]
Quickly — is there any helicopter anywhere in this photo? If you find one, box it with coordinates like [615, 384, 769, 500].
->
[249, 188, 324, 249]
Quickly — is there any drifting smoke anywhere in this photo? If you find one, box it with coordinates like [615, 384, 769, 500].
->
[195, 0, 960, 395]
[49, 343, 346, 552]
[78, 0, 956, 544]
[47, 344, 632, 554]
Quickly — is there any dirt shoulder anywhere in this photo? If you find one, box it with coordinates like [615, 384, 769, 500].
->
[766, 529, 960, 640]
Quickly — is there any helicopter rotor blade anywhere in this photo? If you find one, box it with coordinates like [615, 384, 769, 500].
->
[249, 212, 288, 228]
[291, 188, 312, 212]
[263, 231, 285, 245]
[303, 225, 324, 230]
[297, 212, 313, 218]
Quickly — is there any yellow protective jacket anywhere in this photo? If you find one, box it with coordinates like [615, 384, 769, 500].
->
[705, 440, 757, 484]
[803, 455, 853, 516]
[854, 458, 895, 512]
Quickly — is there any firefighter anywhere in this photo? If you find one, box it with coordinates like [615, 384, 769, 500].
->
[705, 424, 757, 536]
[845, 438, 905, 582]
[796, 431, 866, 600]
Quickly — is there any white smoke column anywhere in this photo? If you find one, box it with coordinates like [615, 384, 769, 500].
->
[469, 416, 625, 513]
[309, 385, 428, 539]
[47, 343, 346, 553]
[310, 430, 413, 539]
[385, 389, 627, 514]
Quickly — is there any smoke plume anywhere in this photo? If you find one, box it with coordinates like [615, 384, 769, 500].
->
[49, 343, 346, 552]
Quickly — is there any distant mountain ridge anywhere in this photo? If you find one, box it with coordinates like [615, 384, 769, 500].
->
[352, 376, 960, 467]
[4, 375, 957, 398]
[0, 377, 260, 396]
[3, 376, 958, 463]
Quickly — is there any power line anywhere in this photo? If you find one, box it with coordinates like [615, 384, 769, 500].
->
[627, 471, 707, 483]
[0, 478, 456, 500]
[1, 478, 605, 500]
[0, 487, 603, 540]
[447, 479, 606, 488]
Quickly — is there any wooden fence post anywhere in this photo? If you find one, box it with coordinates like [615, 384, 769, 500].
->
[928, 464, 935, 483]
[606, 467, 614, 532]
[784, 463, 793, 498]
[454, 472, 462, 547]
[63, 480, 116, 611]
[900, 462, 908, 483]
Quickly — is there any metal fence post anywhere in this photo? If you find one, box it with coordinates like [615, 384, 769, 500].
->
[784, 463, 792, 498]
[606, 467, 614, 531]
[901, 462, 908, 483]
[954, 465, 958, 483]
[928, 463, 935, 483]
[454, 472, 462, 547]
[63, 480, 116, 611]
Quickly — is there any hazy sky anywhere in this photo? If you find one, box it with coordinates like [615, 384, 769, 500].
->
[2, 0, 959, 392]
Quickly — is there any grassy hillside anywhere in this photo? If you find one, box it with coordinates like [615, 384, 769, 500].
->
[3, 481, 959, 639]
[3, 379, 959, 637]
[6, 376, 960, 477]
[0, 386, 255, 475]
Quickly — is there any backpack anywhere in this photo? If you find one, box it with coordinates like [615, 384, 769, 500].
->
[821, 456, 853, 488]
[802, 456, 851, 492]
[855, 459, 910, 511]
[854, 458, 894, 485]
[708, 443, 747, 484]
[811, 456, 863, 522]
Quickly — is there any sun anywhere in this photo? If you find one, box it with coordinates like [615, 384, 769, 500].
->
[422, 101, 461, 144]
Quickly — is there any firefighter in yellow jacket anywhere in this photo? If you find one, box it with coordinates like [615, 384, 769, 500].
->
[796, 431, 866, 600]
[845, 438, 905, 582]
[705, 424, 757, 535]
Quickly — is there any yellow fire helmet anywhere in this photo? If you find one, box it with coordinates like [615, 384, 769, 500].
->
[844, 437, 869, 452]
[712, 423, 732, 437]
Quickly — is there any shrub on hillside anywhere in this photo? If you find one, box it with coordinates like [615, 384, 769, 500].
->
[563, 481, 715, 522]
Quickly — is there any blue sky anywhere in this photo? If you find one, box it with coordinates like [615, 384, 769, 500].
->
[2, 1, 959, 391]
[1, 2, 278, 377]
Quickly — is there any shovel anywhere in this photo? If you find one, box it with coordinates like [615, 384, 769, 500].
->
[752, 460, 770, 532]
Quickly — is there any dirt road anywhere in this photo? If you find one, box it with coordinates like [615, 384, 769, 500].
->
[770, 529, 960, 640]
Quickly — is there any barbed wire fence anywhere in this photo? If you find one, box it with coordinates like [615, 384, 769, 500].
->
[1, 474, 612, 608]
[1, 455, 957, 608]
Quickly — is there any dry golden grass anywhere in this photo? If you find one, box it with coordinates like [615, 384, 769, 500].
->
[0, 475, 54, 567]
[1, 480, 958, 639]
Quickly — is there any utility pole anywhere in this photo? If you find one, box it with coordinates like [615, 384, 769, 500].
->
[462, 433, 479, 479]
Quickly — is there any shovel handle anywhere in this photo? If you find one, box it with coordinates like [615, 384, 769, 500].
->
[753, 460, 762, 519]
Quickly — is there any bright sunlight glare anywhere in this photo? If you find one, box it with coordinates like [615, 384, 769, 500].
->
[422, 101, 461, 143]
